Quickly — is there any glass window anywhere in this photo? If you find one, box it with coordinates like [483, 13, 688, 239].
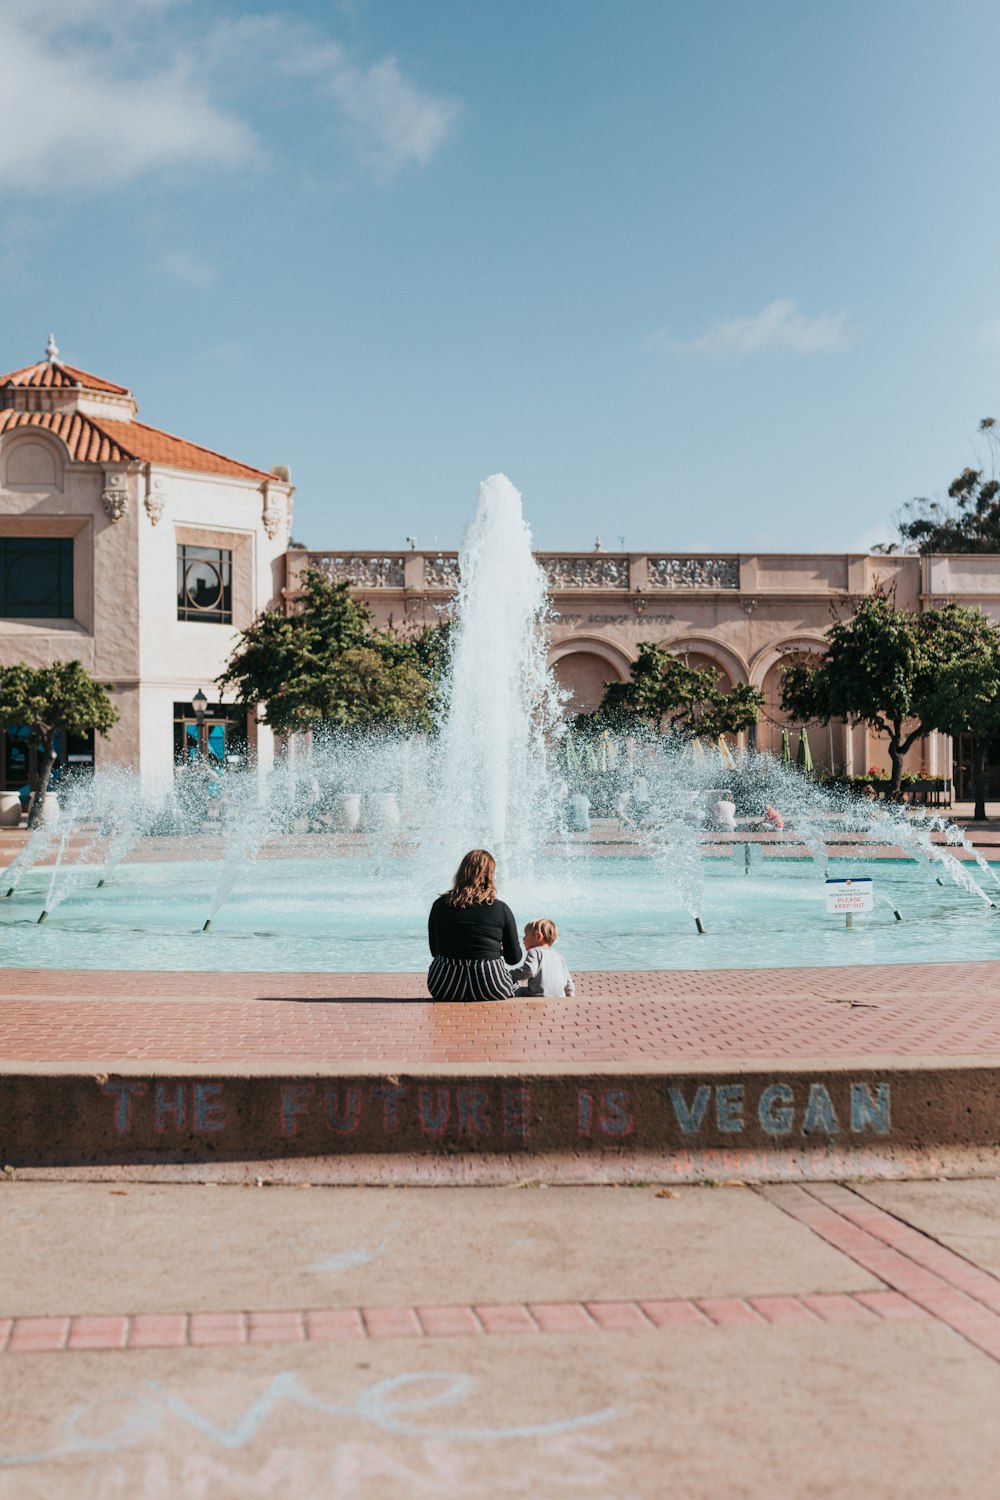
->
[177, 544, 232, 623]
[0, 537, 73, 618]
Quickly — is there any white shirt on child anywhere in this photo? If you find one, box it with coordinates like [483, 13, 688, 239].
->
[511, 946, 576, 998]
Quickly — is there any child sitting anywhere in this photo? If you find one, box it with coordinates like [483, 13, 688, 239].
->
[510, 918, 576, 998]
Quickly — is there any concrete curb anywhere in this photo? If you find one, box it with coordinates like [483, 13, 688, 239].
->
[3, 1060, 998, 1184]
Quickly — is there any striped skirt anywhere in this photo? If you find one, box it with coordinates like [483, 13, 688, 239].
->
[427, 956, 516, 1001]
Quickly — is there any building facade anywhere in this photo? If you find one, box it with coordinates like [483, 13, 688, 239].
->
[0, 342, 291, 792]
[291, 548, 1000, 790]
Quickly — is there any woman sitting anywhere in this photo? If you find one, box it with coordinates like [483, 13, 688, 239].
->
[427, 848, 522, 1001]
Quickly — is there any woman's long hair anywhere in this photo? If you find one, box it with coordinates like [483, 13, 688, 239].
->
[446, 849, 497, 908]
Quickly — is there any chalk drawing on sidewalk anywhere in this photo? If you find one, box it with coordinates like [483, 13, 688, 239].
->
[308, 1240, 386, 1273]
[0, 1371, 621, 1470]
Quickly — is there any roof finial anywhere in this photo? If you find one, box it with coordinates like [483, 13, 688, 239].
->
[45, 334, 59, 363]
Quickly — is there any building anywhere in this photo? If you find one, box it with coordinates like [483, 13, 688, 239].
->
[0, 340, 291, 792]
[4, 340, 1000, 799]
[290, 548, 1000, 795]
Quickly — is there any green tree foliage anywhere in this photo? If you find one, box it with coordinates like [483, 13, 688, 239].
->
[917, 603, 1000, 819]
[595, 643, 763, 739]
[0, 661, 118, 825]
[883, 419, 1000, 554]
[780, 588, 992, 795]
[218, 569, 434, 736]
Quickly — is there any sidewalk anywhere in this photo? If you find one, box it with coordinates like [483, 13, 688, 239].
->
[3, 1179, 1000, 1497]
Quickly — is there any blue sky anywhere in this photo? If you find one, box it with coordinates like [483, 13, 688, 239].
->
[2, 0, 1000, 552]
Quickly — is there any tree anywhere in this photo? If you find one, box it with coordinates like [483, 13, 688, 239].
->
[218, 568, 434, 736]
[781, 588, 946, 794]
[882, 419, 1000, 553]
[917, 603, 1000, 820]
[0, 661, 118, 826]
[595, 643, 763, 739]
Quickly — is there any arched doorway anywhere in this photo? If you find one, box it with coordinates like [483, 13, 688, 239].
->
[548, 639, 632, 715]
[752, 641, 834, 768]
[552, 651, 621, 713]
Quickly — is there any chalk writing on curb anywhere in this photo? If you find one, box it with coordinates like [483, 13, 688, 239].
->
[98, 1078, 892, 1145]
[0, 1372, 621, 1470]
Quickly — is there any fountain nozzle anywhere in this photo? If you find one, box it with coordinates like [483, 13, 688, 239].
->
[4, 887, 14, 898]
[694, 916, 706, 935]
[202, 918, 212, 932]
[96, 878, 106, 889]
[37, 910, 48, 924]
[893, 908, 903, 922]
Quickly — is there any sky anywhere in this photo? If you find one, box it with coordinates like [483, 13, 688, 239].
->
[2, 0, 1000, 553]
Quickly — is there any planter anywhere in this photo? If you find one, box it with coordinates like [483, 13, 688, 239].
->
[361, 793, 400, 832]
[0, 791, 22, 828]
[332, 794, 362, 832]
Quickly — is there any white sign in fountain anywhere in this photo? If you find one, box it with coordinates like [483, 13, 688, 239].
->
[825, 876, 874, 928]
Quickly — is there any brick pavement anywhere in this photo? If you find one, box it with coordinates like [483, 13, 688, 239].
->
[2, 961, 1000, 1065]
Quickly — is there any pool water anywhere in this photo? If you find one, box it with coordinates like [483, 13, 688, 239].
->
[1, 854, 998, 972]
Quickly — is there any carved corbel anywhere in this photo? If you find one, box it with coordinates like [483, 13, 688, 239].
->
[101, 472, 129, 523]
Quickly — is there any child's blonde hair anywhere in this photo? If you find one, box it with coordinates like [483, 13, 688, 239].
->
[525, 918, 557, 945]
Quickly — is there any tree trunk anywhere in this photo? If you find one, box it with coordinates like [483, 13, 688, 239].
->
[888, 740, 905, 795]
[972, 737, 990, 822]
[28, 732, 58, 829]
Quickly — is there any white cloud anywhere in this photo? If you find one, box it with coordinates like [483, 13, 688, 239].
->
[655, 298, 850, 359]
[0, 3, 459, 198]
[156, 249, 217, 288]
[0, 8, 256, 193]
[324, 54, 461, 177]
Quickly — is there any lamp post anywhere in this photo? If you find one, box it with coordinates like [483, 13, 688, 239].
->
[192, 689, 208, 763]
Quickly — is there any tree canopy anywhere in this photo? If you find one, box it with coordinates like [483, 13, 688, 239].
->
[882, 419, 1000, 554]
[916, 603, 1000, 818]
[0, 661, 118, 824]
[779, 588, 1000, 796]
[218, 568, 442, 736]
[594, 643, 763, 739]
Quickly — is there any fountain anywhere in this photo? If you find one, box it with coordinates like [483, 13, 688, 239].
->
[0, 473, 997, 976]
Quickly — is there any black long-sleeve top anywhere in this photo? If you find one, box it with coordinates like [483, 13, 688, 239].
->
[428, 895, 522, 963]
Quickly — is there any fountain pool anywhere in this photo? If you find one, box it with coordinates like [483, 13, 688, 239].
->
[1, 853, 997, 973]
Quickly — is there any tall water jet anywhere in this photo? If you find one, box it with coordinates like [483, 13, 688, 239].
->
[433, 474, 562, 876]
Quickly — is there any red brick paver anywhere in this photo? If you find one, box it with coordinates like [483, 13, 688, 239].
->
[3, 960, 1000, 1065]
[0, 1294, 920, 1354]
[762, 1184, 1000, 1363]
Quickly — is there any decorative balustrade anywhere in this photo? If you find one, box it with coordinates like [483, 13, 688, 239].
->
[312, 555, 406, 588]
[296, 552, 743, 592]
[539, 556, 629, 589]
[423, 555, 461, 588]
[647, 557, 739, 590]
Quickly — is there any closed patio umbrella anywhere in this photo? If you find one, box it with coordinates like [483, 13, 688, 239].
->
[780, 727, 792, 766]
[797, 728, 814, 775]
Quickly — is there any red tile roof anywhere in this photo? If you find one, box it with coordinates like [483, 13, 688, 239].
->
[0, 410, 273, 480]
[0, 409, 126, 463]
[0, 359, 130, 394]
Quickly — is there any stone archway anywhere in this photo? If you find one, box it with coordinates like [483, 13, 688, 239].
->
[666, 637, 750, 695]
[750, 637, 833, 765]
[548, 637, 632, 714]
